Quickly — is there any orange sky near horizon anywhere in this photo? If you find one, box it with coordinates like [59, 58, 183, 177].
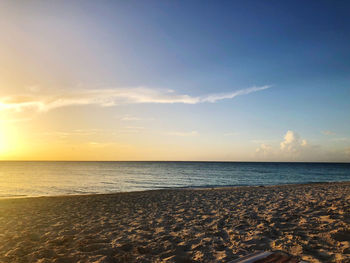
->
[0, 1, 349, 162]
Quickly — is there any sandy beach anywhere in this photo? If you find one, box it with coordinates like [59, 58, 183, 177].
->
[0, 182, 349, 263]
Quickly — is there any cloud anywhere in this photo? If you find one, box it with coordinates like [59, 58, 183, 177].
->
[255, 143, 273, 156]
[198, 86, 271, 103]
[322, 130, 336, 135]
[40, 129, 103, 139]
[123, 126, 145, 130]
[255, 130, 350, 161]
[224, 132, 239, 136]
[167, 131, 198, 137]
[346, 147, 350, 156]
[0, 85, 271, 112]
[280, 130, 308, 154]
[0, 117, 32, 123]
[120, 115, 141, 121]
[119, 115, 154, 121]
[255, 130, 310, 160]
[331, 137, 350, 142]
[117, 126, 146, 134]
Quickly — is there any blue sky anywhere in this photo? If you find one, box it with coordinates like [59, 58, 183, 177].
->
[0, 0, 349, 161]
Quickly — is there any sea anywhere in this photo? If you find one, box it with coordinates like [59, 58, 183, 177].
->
[0, 161, 349, 198]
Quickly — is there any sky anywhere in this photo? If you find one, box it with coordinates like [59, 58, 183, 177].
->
[0, 0, 349, 161]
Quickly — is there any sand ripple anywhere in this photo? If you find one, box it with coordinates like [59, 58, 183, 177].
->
[0, 182, 349, 262]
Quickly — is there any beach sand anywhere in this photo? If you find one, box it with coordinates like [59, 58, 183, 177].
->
[0, 182, 349, 263]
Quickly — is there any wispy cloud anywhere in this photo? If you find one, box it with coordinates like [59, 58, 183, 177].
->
[198, 86, 271, 103]
[123, 126, 145, 130]
[224, 132, 239, 136]
[0, 85, 271, 112]
[117, 126, 146, 134]
[120, 115, 154, 121]
[40, 129, 103, 139]
[167, 131, 199, 137]
[346, 147, 350, 156]
[322, 130, 336, 135]
[0, 117, 32, 123]
[331, 137, 350, 142]
[120, 115, 141, 121]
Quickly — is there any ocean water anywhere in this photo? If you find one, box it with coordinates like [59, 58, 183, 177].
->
[0, 161, 349, 198]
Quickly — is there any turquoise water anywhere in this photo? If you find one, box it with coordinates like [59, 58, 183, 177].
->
[0, 161, 349, 198]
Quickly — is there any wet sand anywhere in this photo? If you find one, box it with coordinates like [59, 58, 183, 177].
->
[0, 182, 349, 263]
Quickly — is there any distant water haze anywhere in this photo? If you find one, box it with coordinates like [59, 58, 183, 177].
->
[0, 161, 349, 198]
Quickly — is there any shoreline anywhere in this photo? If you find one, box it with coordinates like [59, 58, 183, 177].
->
[1, 182, 349, 262]
[1, 180, 350, 200]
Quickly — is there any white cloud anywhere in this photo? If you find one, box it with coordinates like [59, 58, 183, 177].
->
[280, 130, 308, 153]
[255, 143, 273, 156]
[255, 130, 350, 161]
[255, 131, 310, 160]
[198, 86, 271, 103]
[0, 85, 271, 112]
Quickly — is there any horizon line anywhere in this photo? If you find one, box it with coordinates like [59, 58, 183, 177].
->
[0, 160, 348, 164]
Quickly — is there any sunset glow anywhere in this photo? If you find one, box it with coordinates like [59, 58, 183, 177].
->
[0, 2, 350, 262]
[0, 125, 7, 155]
[0, 122, 22, 158]
[0, 1, 349, 162]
